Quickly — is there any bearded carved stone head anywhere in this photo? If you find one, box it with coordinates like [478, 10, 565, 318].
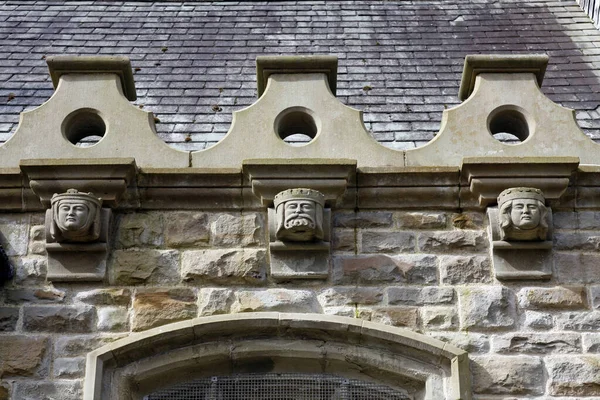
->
[274, 188, 325, 242]
[498, 187, 549, 241]
[50, 189, 102, 242]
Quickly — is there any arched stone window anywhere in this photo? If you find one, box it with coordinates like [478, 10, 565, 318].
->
[84, 313, 471, 400]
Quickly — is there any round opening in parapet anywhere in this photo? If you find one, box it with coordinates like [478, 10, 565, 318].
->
[274, 107, 321, 147]
[487, 106, 532, 145]
[61, 108, 107, 147]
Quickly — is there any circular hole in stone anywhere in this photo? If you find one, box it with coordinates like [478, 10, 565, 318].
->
[274, 107, 320, 147]
[62, 108, 106, 147]
[488, 106, 530, 145]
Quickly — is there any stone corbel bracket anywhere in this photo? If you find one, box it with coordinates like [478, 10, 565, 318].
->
[460, 156, 579, 208]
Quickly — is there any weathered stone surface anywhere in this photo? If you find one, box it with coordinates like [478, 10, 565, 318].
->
[210, 213, 265, 247]
[12, 380, 82, 400]
[554, 231, 600, 251]
[0, 336, 48, 377]
[181, 249, 266, 284]
[116, 212, 164, 248]
[420, 306, 458, 330]
[439, 255, 492, 284]
[53, 357, 85, 378]
[517, 287, 586, 310]
[429, 332, 490, 354]
[0, 308, 19, 331]
[333, 211, 393, 228]
[417, 230, 486, 253]
[75, 288, 131, 306]
[132, 289, 197, 331]
[523, 310, 554, 330]
[231, 289, 320, 313]
[0, 383, 8, 400]
[583, 333, 600, 353]
[6, 287, 65, 303]
[331, 229, 355, 252]
[28, 225, 45, 255]
[360, 231, 415, 253]
[23, 305, 94, 333]
[13, 256, 46, 285]
[396, 211, 447, 229]
[492, 333, 580, 354]
[322, 306, 355, 318]
[591, 285, 600, 309]
[386, 286, 454, 306]
[451, 212, 484, 229]
[555, 253, 600, 284]
[198, 288, 234, 316]
[165, 211, 210, 247]
[546, 355, 600, 395]
[97, 307, 129, 332]
[54, 335, 125, 357]
[556, 311, 600, 331]
[471, 356, 544, 395]
[110, 249, 180, 285]
[0, 214, 29, 256]
[332, 254, 437, 285]
[358, 307, 419, 329]
[318, 287, 383, 307]
[554, 211, 600, 229]
[459, 286, 515, 330]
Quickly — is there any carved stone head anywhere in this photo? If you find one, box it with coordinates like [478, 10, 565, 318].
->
[498, 187, 548, 241]
[274, 188, 325, 242]
[50, 189, 102, 242]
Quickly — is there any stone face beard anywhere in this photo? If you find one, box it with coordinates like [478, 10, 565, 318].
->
[57, 201, 90, 232]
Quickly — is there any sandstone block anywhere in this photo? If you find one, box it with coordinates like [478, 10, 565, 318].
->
[360, 231, 415, 253]
[231, 289, 320, 313]
[54, 335, 125, 358]
[6, 287, 65, 303]
[451, 212, 484, 229]
[591, 285, 600, 309]
[523, 310, 554, 330]
[28, 225, 46, 255]
[417, 230, 486, 253]
[53, 357, 85, 378]
[333, 211, 393, 228]
[555, 252, 600, 284]
[396, 211, 447, 229]
[554, 231, 600, 250]
[13, 256, 46, 285]
[492, 332, 580, 354]
[322, 306, 355, 318]
[110, 249, 180, 285]
[428, 332, 490, 354]
[583, 333, 600, 353]
[23, 305, 94, 333]
[181, 249, 266, 284]
[518, 286, 586, 310]
[210, 212, 265, 247]
[546, 355, 600, 396]
[420, 306, 458, 330]
[387, 286, 454, 306]
[0, 383, 8, 400]
[132, 289, 197, 331]
[0, 214, 29, 256]
[165, 211, 210, 247]
[556, 311, 600, 331]
[97, 306, 129, 332]
[332, 254, 437, 285]
[459, 286, 515, 330]
[198, 288, 234, 316]
[12, 380, 82, 400]
[116, 212, 164, 248]
[318, 287, 383, 307]
[552, 211, 578, 229]
[439, 255, 491, 284]
[331, 229, 355, 252]
[471, 356, 544, 395]
[0, 307, 19, 331]
[359, 307, 418, 329]
[75, 288, 131, 306]
[0, 336, 48, 377]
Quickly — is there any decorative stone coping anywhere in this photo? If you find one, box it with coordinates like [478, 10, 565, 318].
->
[256, 55, 338, 97]
[84, 313, 471, 400]
[46, 55, 137, 101]
[458, 54, 549, 101]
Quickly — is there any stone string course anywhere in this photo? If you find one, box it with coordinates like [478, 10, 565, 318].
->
[1, 0, 600, 150]
[1, 209, 600, 398]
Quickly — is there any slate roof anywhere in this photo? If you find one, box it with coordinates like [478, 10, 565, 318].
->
[1, 0, 600, 151]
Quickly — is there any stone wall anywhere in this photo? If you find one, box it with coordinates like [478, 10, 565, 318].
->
[1, 208, 600, 398]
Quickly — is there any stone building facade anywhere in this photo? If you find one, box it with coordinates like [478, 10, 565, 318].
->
[0, 51, 599, 399]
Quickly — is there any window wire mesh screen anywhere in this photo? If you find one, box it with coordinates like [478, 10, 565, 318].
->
[144, 373, 413, 400]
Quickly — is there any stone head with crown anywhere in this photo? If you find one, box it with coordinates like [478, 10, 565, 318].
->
[274, 188, 325, 242]
[50, 189, 103, 242]
[498, 187, 549, 241]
